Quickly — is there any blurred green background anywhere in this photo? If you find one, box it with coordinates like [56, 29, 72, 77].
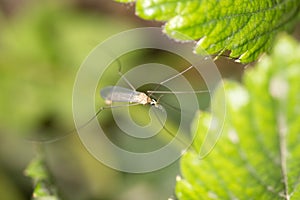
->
[0, 0, 248, 199]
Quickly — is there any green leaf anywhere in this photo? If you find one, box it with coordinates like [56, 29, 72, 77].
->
[25, 156, 48, 182]
[25, 150, 60, 200]
[120, 0, 300, 63]
[176, 34, 300, 199]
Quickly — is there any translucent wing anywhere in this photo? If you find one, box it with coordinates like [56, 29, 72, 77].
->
[100, 86, 148, 104]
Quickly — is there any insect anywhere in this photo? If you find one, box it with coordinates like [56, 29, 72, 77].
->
[37, 52, 208, 149]
[86, 52, 234, 143]
[93, 56, 209, 151]
[100, 86, 160, 108]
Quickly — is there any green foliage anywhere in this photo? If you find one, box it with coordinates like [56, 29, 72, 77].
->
[115, 0, 300, 63]
[25, 149, 59, 200]
[175, 35, 300, 199]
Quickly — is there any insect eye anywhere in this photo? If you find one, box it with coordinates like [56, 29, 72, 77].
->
[150, 99, 156, 105]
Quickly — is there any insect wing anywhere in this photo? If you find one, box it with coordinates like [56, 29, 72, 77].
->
[100, 86, 142, 103]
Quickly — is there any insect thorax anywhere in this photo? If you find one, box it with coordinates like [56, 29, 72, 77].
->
[133, 93, 151, 105]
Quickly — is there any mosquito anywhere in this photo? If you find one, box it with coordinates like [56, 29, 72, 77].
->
[100, 86, 161, 109]
[100, 59, 206, 107]
[86, 52, 235, 137]
[89, 56, 210, 150]
[37, 55, 208, 149]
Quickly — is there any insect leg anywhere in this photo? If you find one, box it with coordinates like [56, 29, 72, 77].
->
[32, 103, 141, 144]
[148, 65, 194, 97]
[147, 90, 208, 94]
[160, 65, 194, 85]
[152, 106, 196, 152]
[114, 55, 136, 91]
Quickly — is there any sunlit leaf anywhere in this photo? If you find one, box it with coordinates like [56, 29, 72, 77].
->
[176, 35, 300, 199]
[116, 0, 300, 63]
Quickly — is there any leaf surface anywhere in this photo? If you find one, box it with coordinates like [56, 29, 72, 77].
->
[176, 35, 300, 199]
[116, 0, 300, 63]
